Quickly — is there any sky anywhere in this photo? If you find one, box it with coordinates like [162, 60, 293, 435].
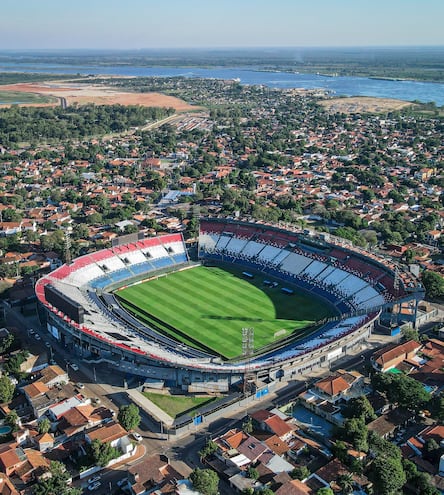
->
[1, 0, 443, 50]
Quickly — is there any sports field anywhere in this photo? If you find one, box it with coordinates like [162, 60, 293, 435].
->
[117, 265, 336, 359]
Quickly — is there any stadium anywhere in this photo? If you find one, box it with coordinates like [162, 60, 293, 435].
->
[35, 218, 425, 393]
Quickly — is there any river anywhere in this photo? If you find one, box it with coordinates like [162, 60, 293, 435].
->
[1, 62, 444, 106]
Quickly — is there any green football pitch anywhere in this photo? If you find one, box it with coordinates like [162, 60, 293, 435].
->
[116, 265, 336, 359]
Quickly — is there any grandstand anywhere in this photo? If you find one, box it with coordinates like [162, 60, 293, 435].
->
[35, 220, 424, 393]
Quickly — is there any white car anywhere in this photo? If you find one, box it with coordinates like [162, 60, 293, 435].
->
[70, 363, 79, 371]
[87, 475, 101, 484]
[132, 432, 142, 442]
[87, 481, 101, 491]
[34, 334, 41, 341]
[76, 382, 84, 390]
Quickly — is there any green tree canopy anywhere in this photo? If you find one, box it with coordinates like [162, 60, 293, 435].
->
[38, 417, 51, 435]
[117, 403, 141, 431]
[316, 488, 334, 495]
[370, 455, 406, 495]
[33, 460, 81, 495]
[90, 439, 119, 467]
[189, 468, 219, 495]
[422, 270, 444, 300]
[372, 372, 430, 412]
[0, 375, 15, 404]
[290, 466, 310, 480]
[342, 395, 376, 423]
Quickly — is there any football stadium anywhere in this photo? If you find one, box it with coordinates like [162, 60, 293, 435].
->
[35, 218, 425, 393]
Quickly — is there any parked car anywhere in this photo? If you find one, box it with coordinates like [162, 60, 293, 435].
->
[87, 475, 101, 484]
[76, 382, 84, 390]
[70, 363, 79, 371]
[45, 341, 51, 348]
[87, 481, 101, 491]
[132, 432, 142, 442]
[117, 478, 128, 487]
[34, 334, 41, 341]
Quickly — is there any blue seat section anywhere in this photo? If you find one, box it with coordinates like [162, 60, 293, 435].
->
[130, 261, 154, 276]
[150, 257, 174, 270]
[171, 253, 188, 264]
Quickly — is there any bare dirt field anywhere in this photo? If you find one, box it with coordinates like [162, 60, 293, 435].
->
[319, 96, 412, 114]
[0, 82, 197, 111]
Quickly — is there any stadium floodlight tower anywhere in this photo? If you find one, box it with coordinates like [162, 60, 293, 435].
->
[242, 327, 255, 396]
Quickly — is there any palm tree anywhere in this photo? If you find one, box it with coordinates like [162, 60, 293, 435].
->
[337, 473, 354, 495]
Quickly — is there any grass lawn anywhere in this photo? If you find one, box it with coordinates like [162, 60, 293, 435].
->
[117, 265, 336, 359]
[0, 91, 57, 105]
[142, 391, 216, 418]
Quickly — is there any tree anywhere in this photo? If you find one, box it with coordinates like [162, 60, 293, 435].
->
[317, 488, 334, 495]
[342, 396, 376, 423]
[370, 455, 406, 495]
[199, 439, 218, 462]
[90, 439, 119, 467]
[242, 416, 253, 434]
[401, 326, 420, 343]
[38, 417, 51, 435]
[372, 372, 430, 412]
[118, 404, 141, 431]
[290, 466, 310, 480]
[337, 417, 368, 452]
[189, 468, 219, 495]
[5, 410, 19, 431]
[247, 466, 259, 480]
[0, 333, 14, 355]
[34, 460, 81, 495]
[261, 489, 275, 495]
[422, 270, 444, 300]
[337, 473, 354, 495]
[0, 375, 15, 404]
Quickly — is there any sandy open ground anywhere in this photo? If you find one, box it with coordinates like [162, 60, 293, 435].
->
[319, 96, 412, 114]
[0, 82, 196, 111]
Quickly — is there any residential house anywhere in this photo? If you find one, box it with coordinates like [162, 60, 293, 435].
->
[371, 340, 421, 372]
[127, 454, 183, 495]
[85, 421, 133, 455]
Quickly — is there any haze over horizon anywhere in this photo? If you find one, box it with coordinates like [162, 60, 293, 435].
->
[1, 0, 443, 50]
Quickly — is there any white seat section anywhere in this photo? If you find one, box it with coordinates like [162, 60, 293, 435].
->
[66, 264, 105, 286]
[143, 244, 169, 259]
[354, 286, 379, 305]
[280, 252, 312, 275]
[257, 245, 284, 264]
[120, 250, 147, 265]
[322, 268, 349, 286]
[337, 274, 368, 296]
[272, 249, 291, 266]
[317, 265, 336, 281]
[216, 234, 233, 251]
[301, 260, 327, 278]
[199, 233, 219, 251]
[100, 256, 126, 272]
[166, 241, 186, 254]
[225, 237, 248, 254]
[242, 241, 265, 258]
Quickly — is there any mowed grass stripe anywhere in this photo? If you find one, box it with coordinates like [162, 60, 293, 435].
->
[117, 266, 335, 358]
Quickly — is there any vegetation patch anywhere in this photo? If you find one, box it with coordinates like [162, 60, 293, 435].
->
[0, 90, 57, 105]
[142, 391, 216, 418]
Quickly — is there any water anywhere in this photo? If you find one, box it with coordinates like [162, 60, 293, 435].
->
[0, 425, 11, 435]
[1, 62, 444, 106]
